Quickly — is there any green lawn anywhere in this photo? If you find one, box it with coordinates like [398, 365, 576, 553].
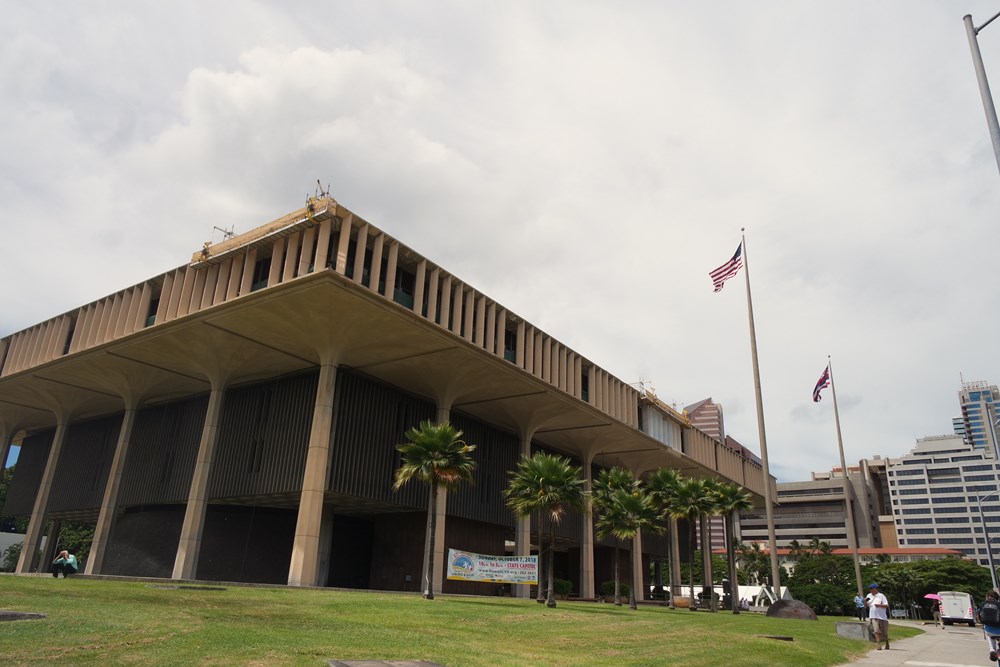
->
[0, 576, 919, 666]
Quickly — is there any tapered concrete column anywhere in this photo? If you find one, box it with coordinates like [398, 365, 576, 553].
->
[514, 431, 533, 599]
[580, 451, 595, 599]
[288, 363, 337, 586]
[86, 406, 138, 575]
[0, 431, 13, 470]
[669, 519, 682, 603]
[172, 386, 225, 580]
[17, 420, 69, 573]
[632, 529, 644, 602]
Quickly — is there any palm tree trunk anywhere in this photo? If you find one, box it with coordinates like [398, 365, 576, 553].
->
[536, 510, 545, 603]
[701, 515, 716, 613]
[688, 520, 697, 610]
[726, 513, 739, 614]
[613, 542, 621, 606]
[546, 515, 557, 608]
[424, 484, 437, 600]
[628, 535, 638, 610]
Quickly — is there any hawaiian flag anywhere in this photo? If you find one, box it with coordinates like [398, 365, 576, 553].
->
[710, 242, 743, 292]
[813, 365, 831, 402]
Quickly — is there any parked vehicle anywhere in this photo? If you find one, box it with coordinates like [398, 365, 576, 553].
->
[938, 591, 977, 626]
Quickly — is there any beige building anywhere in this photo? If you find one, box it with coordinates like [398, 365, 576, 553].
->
[0, 194, 767, 597]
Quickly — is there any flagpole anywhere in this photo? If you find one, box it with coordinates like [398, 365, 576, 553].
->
[828, 357, 865, 597]
[740, 229, 783, 599]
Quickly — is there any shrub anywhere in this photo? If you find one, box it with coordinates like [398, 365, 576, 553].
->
[600, 580, 630, 597]
[553, 578, 573, 596]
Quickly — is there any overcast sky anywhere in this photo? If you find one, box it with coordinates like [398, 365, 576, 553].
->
[3, 1, 1000, 482]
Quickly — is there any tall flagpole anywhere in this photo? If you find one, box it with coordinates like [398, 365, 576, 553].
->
[740, 229, 783, 599]
[828, 357, 865, 597]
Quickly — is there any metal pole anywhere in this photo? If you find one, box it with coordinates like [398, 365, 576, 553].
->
[828, 358, 865, 597]
[977, 488, 999, 592]
[741, 229, 783, 599]
[964, 14, 1000, 176]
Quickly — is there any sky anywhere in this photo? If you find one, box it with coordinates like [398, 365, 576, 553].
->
[2, 1, 1000, 482]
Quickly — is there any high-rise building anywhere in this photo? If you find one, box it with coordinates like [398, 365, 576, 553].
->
[956, 380, 1000, 458]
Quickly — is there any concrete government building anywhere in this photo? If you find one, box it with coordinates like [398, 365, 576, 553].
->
[0, 194, 767, 598]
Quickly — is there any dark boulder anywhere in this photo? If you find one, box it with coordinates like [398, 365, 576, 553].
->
[766, 599, 817, 620]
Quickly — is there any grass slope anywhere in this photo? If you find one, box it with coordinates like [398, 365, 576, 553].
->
[0, 576, 919, 666]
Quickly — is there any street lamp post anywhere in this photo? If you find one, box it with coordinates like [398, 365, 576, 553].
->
[976, 487, 1000, 593]
[964, 12, 1000, 176]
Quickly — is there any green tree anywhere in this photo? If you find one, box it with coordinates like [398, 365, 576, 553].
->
[645, 468, 682, 601]
[0, 464, 27, 533]
[667, 477, 716, 609]
[592, 467, 638, 606]
[712, 482, 754, 613]
[505, 452, 588, 608]
[595, 485, 662, 610]
[393, 420, 476, 600]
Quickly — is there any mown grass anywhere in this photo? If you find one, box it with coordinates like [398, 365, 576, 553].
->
[0, 576, 920, 666]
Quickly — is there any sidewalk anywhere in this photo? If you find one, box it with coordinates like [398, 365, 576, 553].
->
[836, 620, 994, 667]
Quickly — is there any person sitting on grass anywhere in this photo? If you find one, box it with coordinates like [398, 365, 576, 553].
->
[51, 550, 78, 578]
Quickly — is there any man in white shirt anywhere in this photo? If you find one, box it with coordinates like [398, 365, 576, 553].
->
[867, 583, 890, 650]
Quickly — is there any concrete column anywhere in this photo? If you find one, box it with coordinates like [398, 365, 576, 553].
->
[86, 406, 138, 575]
[485, 302, 496, 353]
[523, 326, 534, 372]
[495, 308, 507, 358]
[632, 529, 645, 602]
[541, 337, 550, 382]
[156, 272, 175, 324]
[463, 290, 474, 342]
[413, 260, 427, 316]
[580, 451, 595, 599]
[283, 232, 300, 282]
[299, 227, 317, 276]
[288, 363, 337, 586]
[450, 281, 463, 335]
[172, 386, 225, 580]
[335, 213, 354, 273]
[369, 234, 384, 291]
[352, 224, 369, 284]
[238, 249, 257, 296]
[17, 420, 70, 573]
[314, 218, 332, 271]
[164, 269, 184, 322]
[316, 511, 335, 587]
[426, 268, 440, 324]
[514, 432, 533, 599]
[533, 332, 543, 378]
[516, 321, 525, 369]
[268, 238, 286, 287]
[473, 295, 486, 346]
[214, 259, 233, 305]
[176, 267, 198, 318]
[438, 275, 452, 329]
[382, 241, 398, 300]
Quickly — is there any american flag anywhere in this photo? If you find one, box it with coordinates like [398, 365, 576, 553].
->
[813, 365, 831, 402]
[710, 242, 743, 292]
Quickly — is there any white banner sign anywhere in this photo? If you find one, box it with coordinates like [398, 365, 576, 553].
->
[446, 549, 538, 584]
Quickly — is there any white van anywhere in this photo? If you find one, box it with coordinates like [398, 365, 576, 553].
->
[939, 591, 977, 626]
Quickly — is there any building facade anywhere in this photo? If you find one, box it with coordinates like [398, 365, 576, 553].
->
[0, 195, 766, 597]
[738, 465, 881, 553]
[956, 380, 1000, 458]
[885, 435, 1000, 566]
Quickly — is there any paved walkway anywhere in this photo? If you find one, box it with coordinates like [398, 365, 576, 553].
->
[837, 621, 994, 667]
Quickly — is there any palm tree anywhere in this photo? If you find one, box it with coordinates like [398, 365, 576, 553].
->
[592, 467, 638, 605]
[712, 482, 754, 613]
[595, 486, 662, 610]
[505, 452, 588, 608]
[646, 468, 682, 604]
[698, 478, 722, 611]
[393, 420, 477, 600]
[667, 477, 716, 609]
